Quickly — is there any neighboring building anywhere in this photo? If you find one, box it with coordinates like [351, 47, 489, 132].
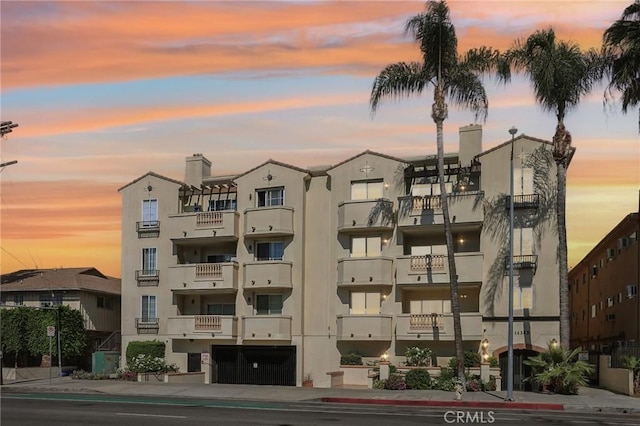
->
[569, 212, 640, 351]
[119, 125, 563, 389]
[0, 267, 122, 351]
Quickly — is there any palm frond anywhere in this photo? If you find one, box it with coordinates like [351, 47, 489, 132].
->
[369, 62, 429, 113]
[446, 69, 488, 122]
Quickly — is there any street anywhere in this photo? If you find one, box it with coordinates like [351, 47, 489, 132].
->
[1, 392, 640, 425]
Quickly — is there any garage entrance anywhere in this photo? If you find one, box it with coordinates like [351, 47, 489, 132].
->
[212, 345, 296, 386]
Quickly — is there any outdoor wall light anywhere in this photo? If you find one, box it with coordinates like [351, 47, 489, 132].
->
[550, 338, 559, 348]
[381, 353, 389, 362]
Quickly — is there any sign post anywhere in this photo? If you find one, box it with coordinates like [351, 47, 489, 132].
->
[47, 326, 55, 383]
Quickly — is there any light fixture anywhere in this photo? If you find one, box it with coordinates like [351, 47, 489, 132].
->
[459, 237, 465, 244]
[550, 338, 559, 348]
[381, 353, 389, 362]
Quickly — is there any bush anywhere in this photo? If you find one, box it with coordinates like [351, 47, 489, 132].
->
[466, 376, 482, 392]
[483, 376, 497, 391]
[127, 353, 179, 374]
[70, 369, 108, 380]
[524, 344, 593, 395]
[383, 374, 407, 390]
[434, 375, 457, 391]
[405, 369, 432, 390]
[372, 379, 385, 389]
[340, 353, 363, 366]
[126, 340, 165, 367]
[405, 346, 433, 367]
[448, 350, 482, 370]
[487, 355, 499, 368]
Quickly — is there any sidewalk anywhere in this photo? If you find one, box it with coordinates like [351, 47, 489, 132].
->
[2, 377, 640, 413]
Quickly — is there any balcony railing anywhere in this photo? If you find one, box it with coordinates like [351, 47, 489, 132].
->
[409, 255, 446, 271]
[409, 313, 445, 330]
[505, 194, 539, 209]
[135, 318, 159, 334]
[195, 263, 222, 279]
[504, 255, 538, 271]
[397, 191, 483, 227]
[136, 270, 159, 286]
[136, 221, 160, 238]
[194, 315, 222, 331]
[411, 196, 443, 211]
[196, 212, 223, 227]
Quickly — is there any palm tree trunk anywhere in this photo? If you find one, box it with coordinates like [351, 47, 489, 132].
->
[553, 123, 571, 349]
[432, 85, 465, 384]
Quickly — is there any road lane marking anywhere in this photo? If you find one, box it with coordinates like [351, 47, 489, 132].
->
[116, 413, 187, 419]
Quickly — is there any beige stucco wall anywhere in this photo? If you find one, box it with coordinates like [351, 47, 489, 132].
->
[599, 355, 634, 395]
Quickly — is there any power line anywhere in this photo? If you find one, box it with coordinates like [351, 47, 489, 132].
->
[1, 246, 31, 270]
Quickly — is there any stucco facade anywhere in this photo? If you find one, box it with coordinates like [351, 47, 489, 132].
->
[120, 125, 562, 388]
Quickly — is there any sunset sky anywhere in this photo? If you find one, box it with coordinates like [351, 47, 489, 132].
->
[1, 0, 638, 278]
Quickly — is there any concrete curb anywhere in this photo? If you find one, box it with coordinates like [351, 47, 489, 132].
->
[320, 397, 565, 411]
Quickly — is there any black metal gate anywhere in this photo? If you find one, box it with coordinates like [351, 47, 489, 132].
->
[499, 350, 537, 391]
[587, 351, 600, 386]
[212, 345, 296, 386]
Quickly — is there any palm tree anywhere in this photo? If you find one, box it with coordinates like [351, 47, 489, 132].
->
[603, 0, 640, 132]
[370, 0, 498, 383]
[497, 29, 605, 349]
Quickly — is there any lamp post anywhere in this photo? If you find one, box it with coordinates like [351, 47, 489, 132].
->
[507, 126, 517, 402]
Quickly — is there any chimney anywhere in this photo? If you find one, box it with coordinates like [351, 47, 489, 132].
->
[184, 153, 211, 187]
[459, 124, 482, 166]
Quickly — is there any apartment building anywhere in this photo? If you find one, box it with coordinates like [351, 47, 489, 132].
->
[119, 125, 562, 389]
[569, 212, 640, 351]
[0, 267, 121, 351]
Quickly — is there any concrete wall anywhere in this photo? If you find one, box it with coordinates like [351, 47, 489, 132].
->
[599, 355, 634, 396]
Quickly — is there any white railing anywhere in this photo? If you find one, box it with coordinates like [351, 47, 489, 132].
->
[196, 211, 223, 227]
[410, 255, 446, 271]
[412, 195, 443, 211]
[195, 263, 222, 279]
[409, 313, 445, 330]
[194, 315, 221, 331]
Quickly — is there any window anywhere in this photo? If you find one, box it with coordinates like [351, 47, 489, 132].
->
[142, 199, 158, 223]
[582, 310, 585, 321]
[583, 273, 587, 284]
[514, 167, 533, 195]
[607, 248, 616, 260]
[591, 265, 598, 278]
[207, 303, 235, 315]
[97, 296, 113, 309]
[350, 180, 383, 200]
[350, 291, 380, 314]
[141, 295, 157, 321]
[257, 187, 284, 207]
[97, 296, 104, 308]
[350, 236, 381, 258]
[513, 286, 532, 309]
[409, 299, 451, 314]
[256, 294, 283, 315]
[208, 199, 237, 211]
[514, 227, 533, 256]
[607, 297, 614, 308]
[14, 294, 23, 306]
[142, 248, 157, 272]
[40, 293, 62, 307]
[591, 304, 596, 318]
[255, 241, 284, 261]
[627, 285, 638, 299]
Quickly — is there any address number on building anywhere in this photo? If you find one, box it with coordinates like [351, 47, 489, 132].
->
[514, 330, 530, 336]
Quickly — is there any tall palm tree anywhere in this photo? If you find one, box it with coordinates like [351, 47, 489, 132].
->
[603, 0, 640, 132]
[497, 29, 605, 349]
[370, 0, 498, 383]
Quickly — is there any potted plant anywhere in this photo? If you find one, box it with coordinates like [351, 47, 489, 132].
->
[302, 373, 313, 387]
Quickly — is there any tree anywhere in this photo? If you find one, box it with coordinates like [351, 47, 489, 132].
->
[370, 0, 498, 383]
[603, 0, 640, 132]
[0, 307, 29, 367]
[497, 29, 605, 348]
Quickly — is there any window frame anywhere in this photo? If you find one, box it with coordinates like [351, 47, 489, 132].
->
[350, 236, 382, 258]
[255, 241, 284, 261]
[142, 199, 158, 223]
[142, 247, 158, 272]
[256, 187, 284, 207]
[255, 294, 283, 315]
[141, 295, 157, 322]
[350, 180, 384, 200]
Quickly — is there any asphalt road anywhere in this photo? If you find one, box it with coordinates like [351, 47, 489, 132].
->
[2, 392, 640, 426]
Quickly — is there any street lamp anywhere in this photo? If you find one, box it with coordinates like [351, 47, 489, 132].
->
[507, 126, 517, 402]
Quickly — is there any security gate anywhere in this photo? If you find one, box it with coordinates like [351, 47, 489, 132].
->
[500, 349, 537, 391]
[212, 345, 296, 386]
[587, 351, 600, 386]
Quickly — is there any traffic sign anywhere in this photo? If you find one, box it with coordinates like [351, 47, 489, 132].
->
[47, 326, 56, 337]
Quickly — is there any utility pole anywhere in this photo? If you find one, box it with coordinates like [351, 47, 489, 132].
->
[507, 126, 517, 402]
[57, 306, 62, 377]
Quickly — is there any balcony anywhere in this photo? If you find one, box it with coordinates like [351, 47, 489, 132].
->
[504, 255, 538, 273]
[168, 262, 238, 293]
[396, 253, 483, 286]
[168, 211, 239, 243]
[396, 312, 483, 341]
[505, 194, 539, 210]
[337, 257, 393, 287]
[397, 192, 483, 231]
[166, 315, 237, 339]
[244, 206, 294, 237]
[243, 261, 293, 290]
[136, 221, 160, 238]
[242, 315, 292, 340]
[136, 270, 159, 286]
[337, 199, 394, 233]
[135, 318, 159, 334]
[336, 314, 393, 341]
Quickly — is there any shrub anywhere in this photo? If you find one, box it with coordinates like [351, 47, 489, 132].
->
[405, 369, 432, 390]
[127, 353, 179, 374]
[524, 343, 593, 395]
[487, 355, 499, 368]
[70, 369, 108, 380]
[483, 376, 497, 391]
[448, 350, 482, 370]
[340, 353, 363, 366]
[383, 374, 407, 390]
[466, 376, 482, 392]
[372, 378, 385, 389]
[126, 340, 165, 366]
[405, 346, 433, 367]
[434, 375, 457, 391]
